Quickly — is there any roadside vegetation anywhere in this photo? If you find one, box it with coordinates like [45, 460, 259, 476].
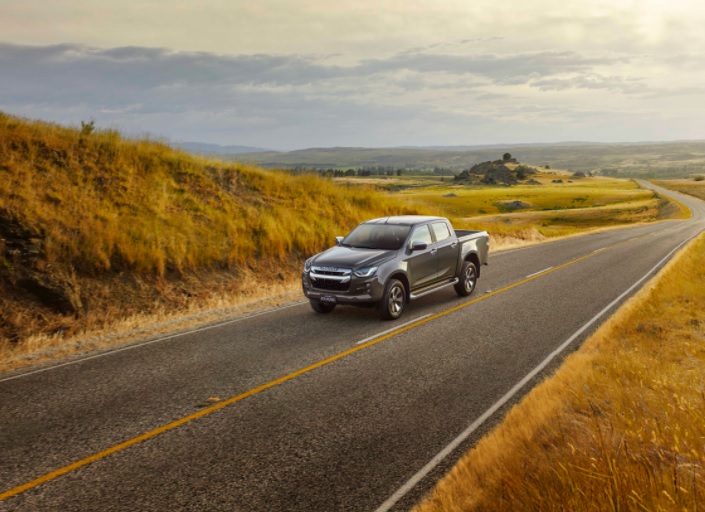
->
[655, 178, 705, 202]
[0, 112, 686, 369]
[414, 231, 705, 511]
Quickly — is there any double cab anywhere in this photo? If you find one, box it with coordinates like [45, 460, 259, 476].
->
[302, 216, 489, 320]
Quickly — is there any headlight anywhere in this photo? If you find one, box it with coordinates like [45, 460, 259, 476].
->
[304, 257, 314, 272]
[354, 266, 378, 278]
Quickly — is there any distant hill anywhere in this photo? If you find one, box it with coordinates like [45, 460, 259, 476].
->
[174, 141, 271, 155]
[232, 141, 705, 178]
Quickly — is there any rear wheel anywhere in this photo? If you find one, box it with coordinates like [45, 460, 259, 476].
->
[310, 299, 336, 314]
[455, 260, 478, 297]
[378, 279, 406, 320]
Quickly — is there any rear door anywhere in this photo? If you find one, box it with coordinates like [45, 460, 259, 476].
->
[431, 221, 457, 280]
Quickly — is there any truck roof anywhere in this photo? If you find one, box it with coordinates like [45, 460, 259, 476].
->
[364, 215, 447, 226]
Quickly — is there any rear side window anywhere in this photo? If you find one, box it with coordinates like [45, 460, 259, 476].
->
[431, 222, 451, 242]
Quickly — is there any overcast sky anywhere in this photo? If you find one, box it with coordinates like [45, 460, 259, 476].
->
[2, 0, 705, 150]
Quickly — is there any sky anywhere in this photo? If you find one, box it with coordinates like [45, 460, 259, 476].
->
[1, 0, 705, 150]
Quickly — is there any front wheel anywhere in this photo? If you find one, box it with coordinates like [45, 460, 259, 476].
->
[455, 260, 478, 297]
[378, 279, 406, 320]
[310, 299, 336, 314]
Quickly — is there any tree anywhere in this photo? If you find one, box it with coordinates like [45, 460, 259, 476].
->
[503, 152, 512, 161]
[80, 119, 96, 136]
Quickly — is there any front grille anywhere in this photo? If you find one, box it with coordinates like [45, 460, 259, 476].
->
[310, 266, 352, 292]
[312, 279, 350, 291]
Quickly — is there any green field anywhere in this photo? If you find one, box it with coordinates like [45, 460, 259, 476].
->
[333, 172, 679, 249]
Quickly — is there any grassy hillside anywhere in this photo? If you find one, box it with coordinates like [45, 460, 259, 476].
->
[0, 113, 424, 353]
[654, 178, 705, 202]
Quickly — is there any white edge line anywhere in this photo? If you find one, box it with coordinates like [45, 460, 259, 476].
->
[525, 267, 553, 278]
[374, 230, 702, 512]
[0, 301, 308, 383]
[592, 247, 607, 253]
[355, 315, 432, 345]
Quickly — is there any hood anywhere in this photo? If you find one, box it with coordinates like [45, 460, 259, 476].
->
[312, 245, 395, 269]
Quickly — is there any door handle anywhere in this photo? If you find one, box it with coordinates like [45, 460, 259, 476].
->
[430, 248, 438, 255]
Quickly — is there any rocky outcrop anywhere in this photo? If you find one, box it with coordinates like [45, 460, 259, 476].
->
[454, 157, 536, 185]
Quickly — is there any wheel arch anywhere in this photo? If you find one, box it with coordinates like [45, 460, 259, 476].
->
[465, 252, 481, 278]
[387, 271, 411, 302]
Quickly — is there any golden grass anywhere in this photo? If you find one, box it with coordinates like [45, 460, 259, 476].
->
[414, 232, 705, 512]
[654, 179, 705, 202]
[0, 271, 303, 372]
[0, 112, 421, 275]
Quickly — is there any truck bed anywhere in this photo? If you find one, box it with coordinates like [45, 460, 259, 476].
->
[454, 229, 486, 239]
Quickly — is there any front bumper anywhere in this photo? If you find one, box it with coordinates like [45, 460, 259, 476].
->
[302, 272, 385, 305]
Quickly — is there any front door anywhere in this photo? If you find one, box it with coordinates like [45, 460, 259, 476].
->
[405, 224, 436, 289]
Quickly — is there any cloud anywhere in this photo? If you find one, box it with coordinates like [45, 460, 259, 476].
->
[1, 41, 704, 148]
[530, 73, 647, 94]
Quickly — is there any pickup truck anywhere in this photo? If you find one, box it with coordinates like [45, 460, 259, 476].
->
[302, 215, 489, 320]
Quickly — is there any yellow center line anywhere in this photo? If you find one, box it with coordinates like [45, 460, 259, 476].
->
[0, 235, 646, 502]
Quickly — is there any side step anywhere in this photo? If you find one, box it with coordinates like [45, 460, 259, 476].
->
[409, 278, 459, 300]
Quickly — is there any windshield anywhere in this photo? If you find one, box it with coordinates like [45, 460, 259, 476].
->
[342, 224, 411, 250]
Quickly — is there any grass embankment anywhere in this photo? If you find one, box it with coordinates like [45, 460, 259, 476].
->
[414, 232, 705, 511]
[655, 179, 705, 202]
[0, 113, 424, 365]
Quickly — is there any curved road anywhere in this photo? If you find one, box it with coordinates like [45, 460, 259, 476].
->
[1, 181, 704, 511]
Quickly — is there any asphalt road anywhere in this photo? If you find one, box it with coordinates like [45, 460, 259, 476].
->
[1, 181, 704, 512]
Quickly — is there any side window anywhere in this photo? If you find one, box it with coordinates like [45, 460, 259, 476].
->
[410, 225, 433, 246]
[431, 222, 451, 242]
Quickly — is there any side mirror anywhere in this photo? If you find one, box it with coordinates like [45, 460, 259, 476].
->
[335, 236, 344, 245]
[410, 241, 427, 251]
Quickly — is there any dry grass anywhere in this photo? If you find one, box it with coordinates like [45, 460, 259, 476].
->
[0, 272, 304, 372]
[654, 179, 705, 202]
[0, 113, 418, 275]
[414, 232, 705, 512]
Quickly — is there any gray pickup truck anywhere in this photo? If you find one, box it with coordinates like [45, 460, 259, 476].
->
[302, 215, 489, 320]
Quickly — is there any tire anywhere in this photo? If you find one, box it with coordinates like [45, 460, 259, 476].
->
[310, 299, 336, 314]
[455, 260, 478, 297]
[378, 279, 406, 320]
